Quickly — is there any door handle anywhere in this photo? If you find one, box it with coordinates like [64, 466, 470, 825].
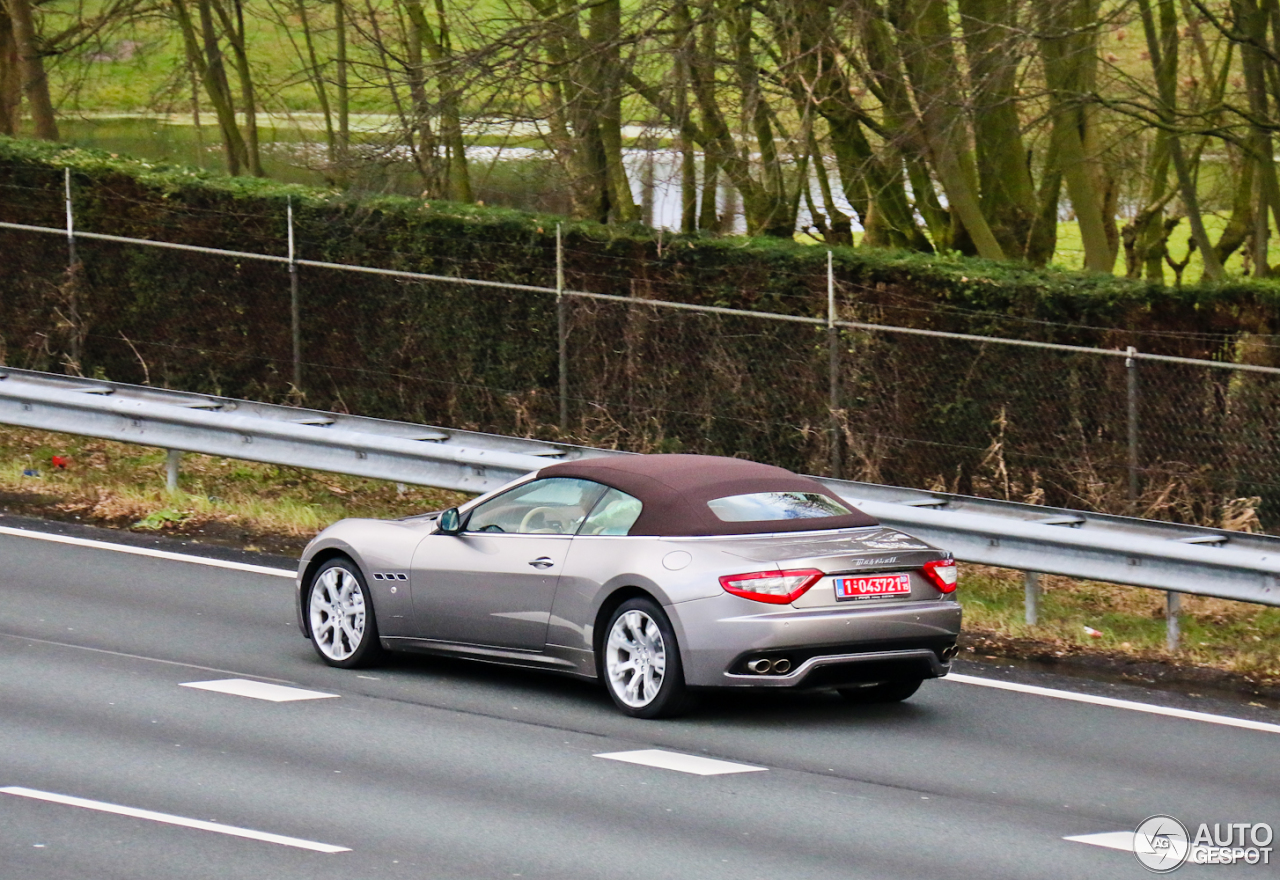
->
[529, 557, 555, 569]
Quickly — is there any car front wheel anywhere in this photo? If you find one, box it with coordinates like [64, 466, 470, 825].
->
[601, 598, 689, 719]
[307, 558, 383, 668]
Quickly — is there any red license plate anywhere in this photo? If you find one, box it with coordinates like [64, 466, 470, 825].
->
[834, 573, 912, 601]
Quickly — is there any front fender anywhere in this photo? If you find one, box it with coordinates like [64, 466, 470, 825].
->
[296, 519, 428, 638]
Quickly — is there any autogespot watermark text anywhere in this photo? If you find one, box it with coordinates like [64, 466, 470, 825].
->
[1135, 815, 1274, 872]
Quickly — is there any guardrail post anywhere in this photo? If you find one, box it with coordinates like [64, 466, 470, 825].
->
[1024, 571, 1040, 625]
[1166, 590, 1181, 651]
[165, 449, 181, 493]
[1126, 346, 1139, 510]
[828, 251, 841, 479]
[557, 223, 567, 431]
[288, 197, 302, 392]
[64, 168, 80, 369]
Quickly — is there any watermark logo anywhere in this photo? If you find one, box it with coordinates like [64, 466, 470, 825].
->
[1135, 815, 1190, 873]
[1133, 816, 1274, 871]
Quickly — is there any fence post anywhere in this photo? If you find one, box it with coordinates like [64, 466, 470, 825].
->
[288, 197, 302, 392]
[557, 223, 568, 431]
[64, 168, 80, 369]
[1126, 345, 1139, 510]
[1166, 591, 1181, 651]
[165, 449, 181, 493]
[828, 251, 841, 479]
[1024, 571, 1040, 626]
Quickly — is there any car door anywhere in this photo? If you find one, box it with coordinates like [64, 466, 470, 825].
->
[409, 477, 606, 651]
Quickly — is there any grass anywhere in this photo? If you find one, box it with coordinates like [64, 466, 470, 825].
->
[959, 565, 1280, 686]
[0, 426, 470, 553]
[2, 423, 1277, 687]
[1050, 209, 1249, 285]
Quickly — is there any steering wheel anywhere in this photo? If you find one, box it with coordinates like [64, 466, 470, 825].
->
[519, 506, 564, 534]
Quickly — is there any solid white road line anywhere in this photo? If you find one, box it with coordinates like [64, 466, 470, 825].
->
[946, 673, 1280, 735]
[181, 679, 338, 702]
[0, 525, 295, 578]
[0, 786, 350, 853]
[595, 749, 766, 776]
[0, 632, 297, 684]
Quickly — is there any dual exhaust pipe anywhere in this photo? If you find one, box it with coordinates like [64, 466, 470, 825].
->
[746, 657, 792, 675]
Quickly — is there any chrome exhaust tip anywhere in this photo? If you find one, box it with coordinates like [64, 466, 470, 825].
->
[941, 645, 958, 662]
[747, 658, 773, 674]
[772, 658, 791, 674]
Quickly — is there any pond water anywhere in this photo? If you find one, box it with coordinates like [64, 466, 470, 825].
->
[57, 117, 860, 235]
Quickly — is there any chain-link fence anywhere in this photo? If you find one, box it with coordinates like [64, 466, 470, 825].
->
[4, 169, 1280, 531]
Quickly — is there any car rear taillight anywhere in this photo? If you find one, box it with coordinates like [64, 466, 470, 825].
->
[719, 569, 823, 605]
[921, 558, 958, 593]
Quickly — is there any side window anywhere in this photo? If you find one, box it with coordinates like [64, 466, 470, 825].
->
[465, 478, 606, 535]
[578, 488, 643, 536]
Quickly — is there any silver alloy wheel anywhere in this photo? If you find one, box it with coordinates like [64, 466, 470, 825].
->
[605, 609, 667, 708]
[309, 566, 367, 662]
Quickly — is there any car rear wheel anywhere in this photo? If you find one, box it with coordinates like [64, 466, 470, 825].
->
[601, 598, 689, 719]
[837, 678, 923, 704]
[307, 558, 383, 668]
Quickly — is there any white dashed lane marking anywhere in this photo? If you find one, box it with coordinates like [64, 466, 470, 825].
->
[947, 674, 1280, 735]
[1066, 831, 1136, 853]
[180, 679, 338, 702]
[595, 749, 766, 776]
[1, 787, 351, 853]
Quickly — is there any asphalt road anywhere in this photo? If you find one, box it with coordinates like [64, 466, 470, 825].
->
[0, 516, 1276, 880]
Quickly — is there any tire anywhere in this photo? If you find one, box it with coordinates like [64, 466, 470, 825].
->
[837, 678, 924, 705]
[307, 558, 383, 669]
[600, 598, 690, 719]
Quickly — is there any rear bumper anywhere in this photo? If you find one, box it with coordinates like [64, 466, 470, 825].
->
[671, 594, 962, 689]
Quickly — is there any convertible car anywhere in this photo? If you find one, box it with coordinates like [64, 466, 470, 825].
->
[296, 454, 962, 717]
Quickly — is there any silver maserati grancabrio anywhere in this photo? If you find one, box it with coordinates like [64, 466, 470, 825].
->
[296, 454, 962, 718]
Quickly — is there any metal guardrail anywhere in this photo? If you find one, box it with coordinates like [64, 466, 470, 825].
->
[2, 367, 1277, 628]
[0, 366, 612, 494]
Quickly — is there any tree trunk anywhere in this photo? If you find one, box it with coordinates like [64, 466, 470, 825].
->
[728, 0, 792, 236]
[1137, 0, 1222, 278]
[0, 10, 20, 136]
[590, 0, 637, 222]
[213, 0, 263, 176]
[1243, 0, 1280, 254]
[958, 0, 1037, 258]
[172, 0, 249, 175]
[1037, 0, 1115, 273]
[780, 1, 927, 249]
[8, 0, 58, 140]
[673, 0, 697, 233]
[887, 0, 1005, 260]
[430, 0, 470, 202]
[857, 5, 944, 250]
[403, 0, 443, 196]
[293, 0, 336, 166]
[335, 0, 349, 167]
[529, 0, 610, 221]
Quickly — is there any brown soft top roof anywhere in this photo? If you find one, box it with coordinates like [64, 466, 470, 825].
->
[538, 454, 877, 537]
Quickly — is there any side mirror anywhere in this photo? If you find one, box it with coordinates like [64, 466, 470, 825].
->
[437, 507, 463, 535]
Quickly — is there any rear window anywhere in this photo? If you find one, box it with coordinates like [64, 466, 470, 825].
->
[706, 492, 852, 523]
